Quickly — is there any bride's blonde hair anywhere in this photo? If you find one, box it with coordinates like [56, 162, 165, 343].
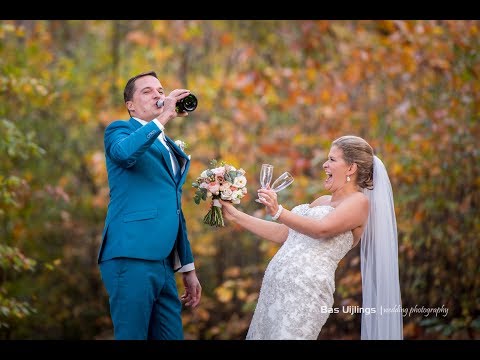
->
[332, 135, 374, 190]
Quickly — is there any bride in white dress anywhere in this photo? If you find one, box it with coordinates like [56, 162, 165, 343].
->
[221, 135, 403, 340]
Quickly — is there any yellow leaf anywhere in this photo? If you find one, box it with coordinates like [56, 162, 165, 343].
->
[391, 162, 403, 177]
[320, 89, 331, 103]
[470, 24, 478, 35]
[215, 286, 233, 304]
[224, 266, 241, 278]
[237, 288, 247, 301]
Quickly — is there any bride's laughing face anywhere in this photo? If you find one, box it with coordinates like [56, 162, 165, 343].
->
[323, 146, 349, 192]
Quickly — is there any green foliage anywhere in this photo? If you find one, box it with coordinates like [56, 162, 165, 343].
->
[0, 292, 36, 329]
[0, 118, 42, 333]
[0, 244, 37, 330]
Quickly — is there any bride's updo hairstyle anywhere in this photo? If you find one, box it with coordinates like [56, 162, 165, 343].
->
[332, 135, 374, 190]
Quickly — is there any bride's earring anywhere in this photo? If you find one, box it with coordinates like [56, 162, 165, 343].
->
[347, 175, 351, 182]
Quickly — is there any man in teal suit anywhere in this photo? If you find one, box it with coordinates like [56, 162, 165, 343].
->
[98, 71, 202, 340]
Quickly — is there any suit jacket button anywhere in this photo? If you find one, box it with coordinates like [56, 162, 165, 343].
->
[177, 209, 180, 215]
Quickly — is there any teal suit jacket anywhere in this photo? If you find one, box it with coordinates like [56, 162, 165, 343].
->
[98, 118, 193, 270]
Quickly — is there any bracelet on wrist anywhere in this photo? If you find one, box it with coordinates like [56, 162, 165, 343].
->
[272, 205, 284, 221]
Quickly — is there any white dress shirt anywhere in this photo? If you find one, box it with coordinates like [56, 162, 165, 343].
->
[133, 117, 194, 273]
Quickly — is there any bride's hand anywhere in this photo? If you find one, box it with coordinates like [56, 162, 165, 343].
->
[257, 189, 279, 217]
[219, 200, 238, 222]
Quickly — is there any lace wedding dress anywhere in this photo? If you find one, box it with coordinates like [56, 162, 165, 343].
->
[246, 204, 354, 340]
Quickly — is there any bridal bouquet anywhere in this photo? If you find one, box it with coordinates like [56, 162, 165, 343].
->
[192, 159, 248, 227]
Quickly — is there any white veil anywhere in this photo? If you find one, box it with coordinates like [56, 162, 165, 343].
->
[360, 155, 403, 340]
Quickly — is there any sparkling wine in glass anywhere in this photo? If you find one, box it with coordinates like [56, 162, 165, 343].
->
[255, 164, 274, 203]
[271, 172, 294, 192]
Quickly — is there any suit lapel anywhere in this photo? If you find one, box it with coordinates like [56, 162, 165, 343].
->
[165, 136, 188, 160]
[129, 118, 177, 181]
[164, 136, 190, 180]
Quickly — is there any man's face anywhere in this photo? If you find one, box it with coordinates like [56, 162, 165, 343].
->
[127, 75, 165, 121]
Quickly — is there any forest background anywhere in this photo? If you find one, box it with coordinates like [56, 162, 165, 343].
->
[0, 20, 479, 340]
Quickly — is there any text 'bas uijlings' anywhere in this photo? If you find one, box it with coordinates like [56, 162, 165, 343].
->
[321, 306, 377, 315]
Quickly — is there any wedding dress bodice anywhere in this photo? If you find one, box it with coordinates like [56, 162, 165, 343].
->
[246, 204, 354, 340]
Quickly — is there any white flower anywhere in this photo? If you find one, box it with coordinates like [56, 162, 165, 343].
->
[220, 188, 233, 200]
[219, 182, 232, 191]
[231, 189, 244, 202]
[175, 139, 187, 152]
[233, 175, 247, 188]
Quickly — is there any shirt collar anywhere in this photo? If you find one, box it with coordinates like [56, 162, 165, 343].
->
[133, 117, 148, 126]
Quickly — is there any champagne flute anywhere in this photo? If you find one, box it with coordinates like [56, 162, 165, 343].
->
[255, 164, 274, 203]
[271, 172, 294, 192]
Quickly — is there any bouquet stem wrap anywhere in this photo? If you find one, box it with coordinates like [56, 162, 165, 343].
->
[203, 199, 225, 227]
